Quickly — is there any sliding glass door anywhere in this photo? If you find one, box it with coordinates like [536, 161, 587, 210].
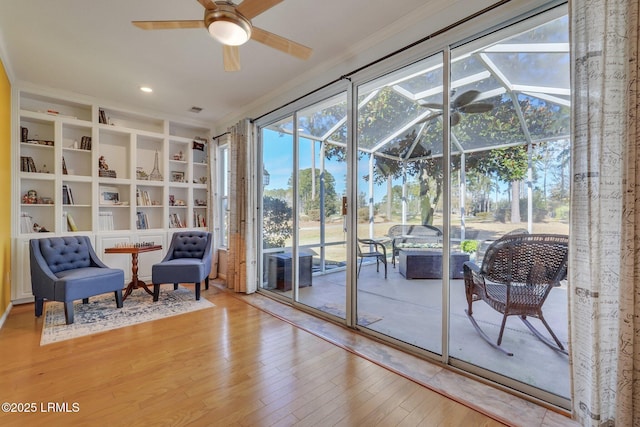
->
[256, 3, 570, 407]
[355, 53, 445, 355]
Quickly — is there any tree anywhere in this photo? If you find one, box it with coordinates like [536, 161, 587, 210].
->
[289, 168, 339, 219]
[262, 196, 293, 248]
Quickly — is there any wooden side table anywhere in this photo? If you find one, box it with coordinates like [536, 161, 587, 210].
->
[104, 245, 162, 301]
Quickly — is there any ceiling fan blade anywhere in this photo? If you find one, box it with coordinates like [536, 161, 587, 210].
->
[453, 90, 480, 109]
[415, 111, 443, 125]
[417, 101, 444, 110]
[223, 45, 241, 72]
[459, 103, 494, 114]
[237, 0, 284, 20]
[197, 0, 218, 10]
[132, 20, 205, 30]
[251, 26, 312, 60]
[451, 111, 461, 126]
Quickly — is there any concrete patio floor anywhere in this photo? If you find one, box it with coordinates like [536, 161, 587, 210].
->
[269, 260, 570, 400]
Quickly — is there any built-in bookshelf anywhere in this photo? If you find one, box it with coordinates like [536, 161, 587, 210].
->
[15, 89, 211, 237]
[12, 89, 213, 303]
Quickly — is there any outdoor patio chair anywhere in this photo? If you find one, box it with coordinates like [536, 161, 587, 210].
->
[463, 233, 568, 356]
[357, 238, 387, 279]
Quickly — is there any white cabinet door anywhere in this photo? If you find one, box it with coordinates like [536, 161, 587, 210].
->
[12, 238, 34, 303]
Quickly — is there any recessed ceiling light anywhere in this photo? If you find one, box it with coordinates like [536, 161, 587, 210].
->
[140, 86, 153, 93]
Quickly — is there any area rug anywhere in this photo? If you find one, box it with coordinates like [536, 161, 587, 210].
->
[315, 303, 383, 326]
[40, 286, 214, 346]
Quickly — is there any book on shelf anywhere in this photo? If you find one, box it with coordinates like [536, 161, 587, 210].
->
[194, 213, 206, 227]
[80, 136, 92, 150]
[20, 156, 37, 172]
[62, 157, 68, 175]
[99, 211, 114, 231]
[20, 213, 33, 234]
[136, 211, 149, 230]
[65, 211, 78, 232]
[62, 185, 74, 205]
[136, 189, 152, 206]
[169, 213, 184, 228]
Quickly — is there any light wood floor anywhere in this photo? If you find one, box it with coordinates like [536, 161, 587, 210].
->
[0, 285, 505, 426]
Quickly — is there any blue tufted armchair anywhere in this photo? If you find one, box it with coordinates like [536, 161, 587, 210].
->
[152, 231, 212, 301]
[30, 236, 125, 324]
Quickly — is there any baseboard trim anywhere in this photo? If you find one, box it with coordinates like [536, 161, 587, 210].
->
[0, 302, 13, 330]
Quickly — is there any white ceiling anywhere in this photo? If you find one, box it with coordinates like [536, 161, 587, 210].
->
[0, 0, 498, 128]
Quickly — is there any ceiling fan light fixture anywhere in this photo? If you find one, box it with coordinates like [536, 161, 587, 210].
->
[206, 8, 251, 46]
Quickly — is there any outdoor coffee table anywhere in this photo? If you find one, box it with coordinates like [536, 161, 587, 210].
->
[104, 245, 162, 301]
[398, 249, 469, 279]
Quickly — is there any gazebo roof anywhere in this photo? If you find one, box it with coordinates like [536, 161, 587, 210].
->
[270, 14, 570, 161]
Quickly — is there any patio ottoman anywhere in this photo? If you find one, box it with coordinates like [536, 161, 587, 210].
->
[399, 250, 469, 279]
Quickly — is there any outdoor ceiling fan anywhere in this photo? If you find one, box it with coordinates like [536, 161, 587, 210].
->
[132, 0, 312, 72]
[417, 90, 494, 126]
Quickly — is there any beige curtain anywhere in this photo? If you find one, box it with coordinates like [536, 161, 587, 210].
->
[569, 0, 640, 425]
[207, 135, 219, 278]
[226, 119, 257, 293]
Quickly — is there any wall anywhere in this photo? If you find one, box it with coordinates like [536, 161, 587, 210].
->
[0, 58, 11, 323]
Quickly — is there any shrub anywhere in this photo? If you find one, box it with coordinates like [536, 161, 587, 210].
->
[460, 240, 480, 253]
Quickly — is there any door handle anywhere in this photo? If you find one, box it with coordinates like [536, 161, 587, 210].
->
[341, 196, 348, 215]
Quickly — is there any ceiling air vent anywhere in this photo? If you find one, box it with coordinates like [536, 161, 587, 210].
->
[189, 106, 203, 113]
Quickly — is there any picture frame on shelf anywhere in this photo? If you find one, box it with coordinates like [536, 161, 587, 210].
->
[99, 186, 120, 205]
[170, 171, 185, 183]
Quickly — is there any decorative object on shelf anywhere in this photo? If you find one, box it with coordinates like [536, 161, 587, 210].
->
[99, 186, 120, 205]
[33, 223, 50, 232]
[170, 171, 185, 183]
[195, 199, 207, 206]
[62, 157, 68, 175]
[136, 167, 149, 180]
[173, 151, 184, 161]
[21, 126, 28, 142]
[149, 150, 163, 181]
[38, 164, 50, 174]
[198, 176, 207, 184]
[98, 155, 117, 178]
[23, 189, 38, 204]
[192, 137, 206, 151]
[169, 195, 175, 206]
[175, 199, 186, 206]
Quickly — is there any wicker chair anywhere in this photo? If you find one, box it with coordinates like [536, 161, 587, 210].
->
[463, 233, 568, 356]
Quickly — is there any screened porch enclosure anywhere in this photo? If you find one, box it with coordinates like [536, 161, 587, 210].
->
[259, 7, 571, 405]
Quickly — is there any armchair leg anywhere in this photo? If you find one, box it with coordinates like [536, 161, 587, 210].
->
[205, 276, 209, 290]
[173, 283, 179, 290]
[82, 298, 89, 304]
[35, 298, 44, 317]
[194, 283, 201, 300]
[357, 258, 363, 278]
[64, 301, 75, 325]
[153, 284, 160, 302]
[115, 290, 123, 308]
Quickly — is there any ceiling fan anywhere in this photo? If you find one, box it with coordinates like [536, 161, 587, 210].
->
[132, 0, 312, 72]
[417, 90, 494, 125]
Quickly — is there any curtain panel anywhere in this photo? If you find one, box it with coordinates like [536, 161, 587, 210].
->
[570, 0, 640, 425]
[226, 119, 257, 293]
